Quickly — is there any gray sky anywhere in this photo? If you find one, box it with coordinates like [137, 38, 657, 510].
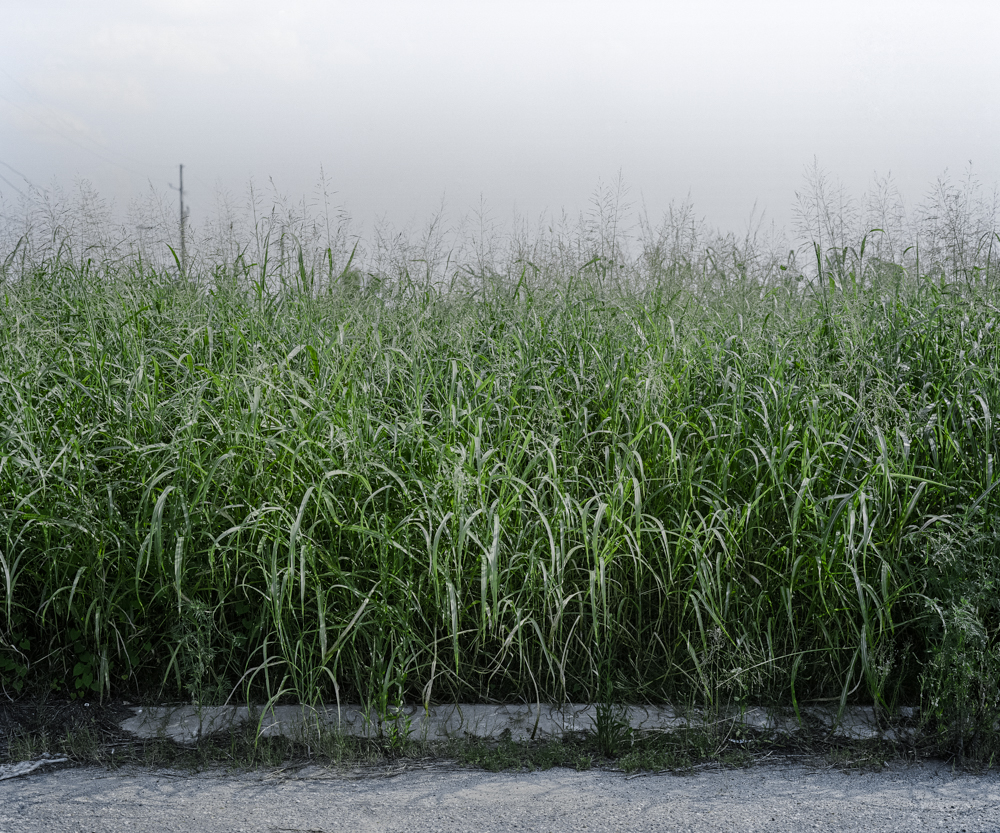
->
[3, 0, 998, 242]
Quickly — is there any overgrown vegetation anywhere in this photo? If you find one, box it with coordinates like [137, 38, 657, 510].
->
[2, 170, 999, 765]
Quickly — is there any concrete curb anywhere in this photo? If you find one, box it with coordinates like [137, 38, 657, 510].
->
[118, 702, 914, 746]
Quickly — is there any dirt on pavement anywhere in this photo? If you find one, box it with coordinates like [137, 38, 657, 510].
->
[1, 758, 998, 833]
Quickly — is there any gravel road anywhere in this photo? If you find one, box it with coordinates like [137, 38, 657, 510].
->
[1, 759, 997, 832]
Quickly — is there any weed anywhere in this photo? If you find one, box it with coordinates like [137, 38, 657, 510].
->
[1, 170, 999, 753]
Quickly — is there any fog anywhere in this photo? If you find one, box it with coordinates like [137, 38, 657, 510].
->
[3, 0, 999, 245]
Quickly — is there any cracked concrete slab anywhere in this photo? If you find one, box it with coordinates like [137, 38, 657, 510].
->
[118, 702, 907, 746]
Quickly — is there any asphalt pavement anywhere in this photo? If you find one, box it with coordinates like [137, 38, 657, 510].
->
[1, 758, 997, 832]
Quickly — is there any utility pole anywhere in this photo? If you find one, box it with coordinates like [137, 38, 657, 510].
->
[169, 164, 189, 276]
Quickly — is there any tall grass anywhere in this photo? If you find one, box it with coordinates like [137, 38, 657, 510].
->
[2, 172, 1000, 760]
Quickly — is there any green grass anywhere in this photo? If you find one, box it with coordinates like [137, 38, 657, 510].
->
[2, 185, 1000, 765]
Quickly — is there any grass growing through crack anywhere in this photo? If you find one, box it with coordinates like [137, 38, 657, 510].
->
[2, 177, 1000, 766]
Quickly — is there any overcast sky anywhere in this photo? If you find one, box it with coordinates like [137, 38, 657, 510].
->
[3, 0, 998, 243]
